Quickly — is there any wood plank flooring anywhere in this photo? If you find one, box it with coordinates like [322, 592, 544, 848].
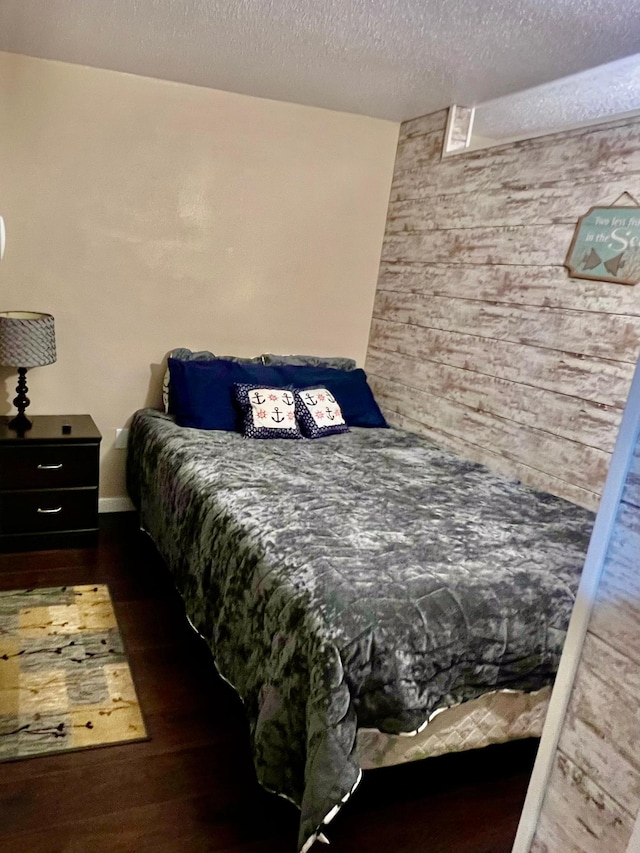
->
[0, 513, 537, 853]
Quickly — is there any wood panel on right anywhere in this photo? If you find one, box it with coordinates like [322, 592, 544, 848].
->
[366, 110, 640, 510]
[530, 428, 640, 852]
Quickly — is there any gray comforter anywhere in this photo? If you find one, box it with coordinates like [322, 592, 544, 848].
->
[126, 408, 594, 851]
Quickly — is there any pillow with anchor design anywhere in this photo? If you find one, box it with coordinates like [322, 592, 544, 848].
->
[234, 384, 302, 439]
[295, 386, 350, 439]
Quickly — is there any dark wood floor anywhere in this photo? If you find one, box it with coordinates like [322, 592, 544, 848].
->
[0, 513, 537, 853]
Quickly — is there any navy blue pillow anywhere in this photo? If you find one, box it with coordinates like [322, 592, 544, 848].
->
[280, 366, 388, 428]
[168, 359, 387, 430]
[168, 358, 289, 430]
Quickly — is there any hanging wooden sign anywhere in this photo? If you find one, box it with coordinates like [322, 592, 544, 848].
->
[565, 204, 640, 285]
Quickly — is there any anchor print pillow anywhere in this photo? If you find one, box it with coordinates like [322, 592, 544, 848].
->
[234, 384, 302, 439]
[295, 386, 349, 439]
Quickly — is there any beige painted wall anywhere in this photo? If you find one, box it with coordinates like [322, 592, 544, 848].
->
[366, 108, 640, 511]
[0, 52, 398, 499]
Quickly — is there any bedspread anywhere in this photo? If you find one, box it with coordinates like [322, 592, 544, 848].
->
[126, 409, 594, 850]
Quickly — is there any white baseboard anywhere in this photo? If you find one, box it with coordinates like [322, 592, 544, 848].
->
[99, 496, 135, 513]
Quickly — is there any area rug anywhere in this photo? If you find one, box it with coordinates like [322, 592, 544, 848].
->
[0, 584, 147, 761]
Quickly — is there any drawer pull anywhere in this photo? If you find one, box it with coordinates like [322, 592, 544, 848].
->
[37, 463, 63, 470]
[37, 506, 63, 514]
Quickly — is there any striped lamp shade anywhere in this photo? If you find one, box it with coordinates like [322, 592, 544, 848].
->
[0, 311, 57, 368]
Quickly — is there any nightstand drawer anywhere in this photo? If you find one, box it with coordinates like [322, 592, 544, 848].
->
[0, 445, 99, 490]
[0, 489, 98, 535]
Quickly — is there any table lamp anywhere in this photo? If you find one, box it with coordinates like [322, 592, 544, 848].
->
[0, 311, 57, 431]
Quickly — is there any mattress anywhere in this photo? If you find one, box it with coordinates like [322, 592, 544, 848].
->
[126, 408, 594, 851]
[356, 686, 550, 769]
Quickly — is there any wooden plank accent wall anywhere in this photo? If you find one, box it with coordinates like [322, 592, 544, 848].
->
[530, 431, 640, 852]
[365, 110, 640, 510]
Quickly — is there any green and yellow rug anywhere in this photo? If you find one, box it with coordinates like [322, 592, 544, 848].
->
[0, 584, 147, 761]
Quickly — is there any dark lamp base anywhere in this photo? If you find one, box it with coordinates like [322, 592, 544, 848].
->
[9, 367, 32, 434]
[8, 412, 33, 432]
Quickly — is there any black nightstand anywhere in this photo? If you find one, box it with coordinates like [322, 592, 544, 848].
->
[0, 415, 102, 551]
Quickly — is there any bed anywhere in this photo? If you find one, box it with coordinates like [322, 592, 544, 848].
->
[126, 407, 594, 851]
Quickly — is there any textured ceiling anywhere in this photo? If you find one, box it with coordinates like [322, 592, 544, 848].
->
[472, 54, 640, 145]
[0, 0, 636, 121]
